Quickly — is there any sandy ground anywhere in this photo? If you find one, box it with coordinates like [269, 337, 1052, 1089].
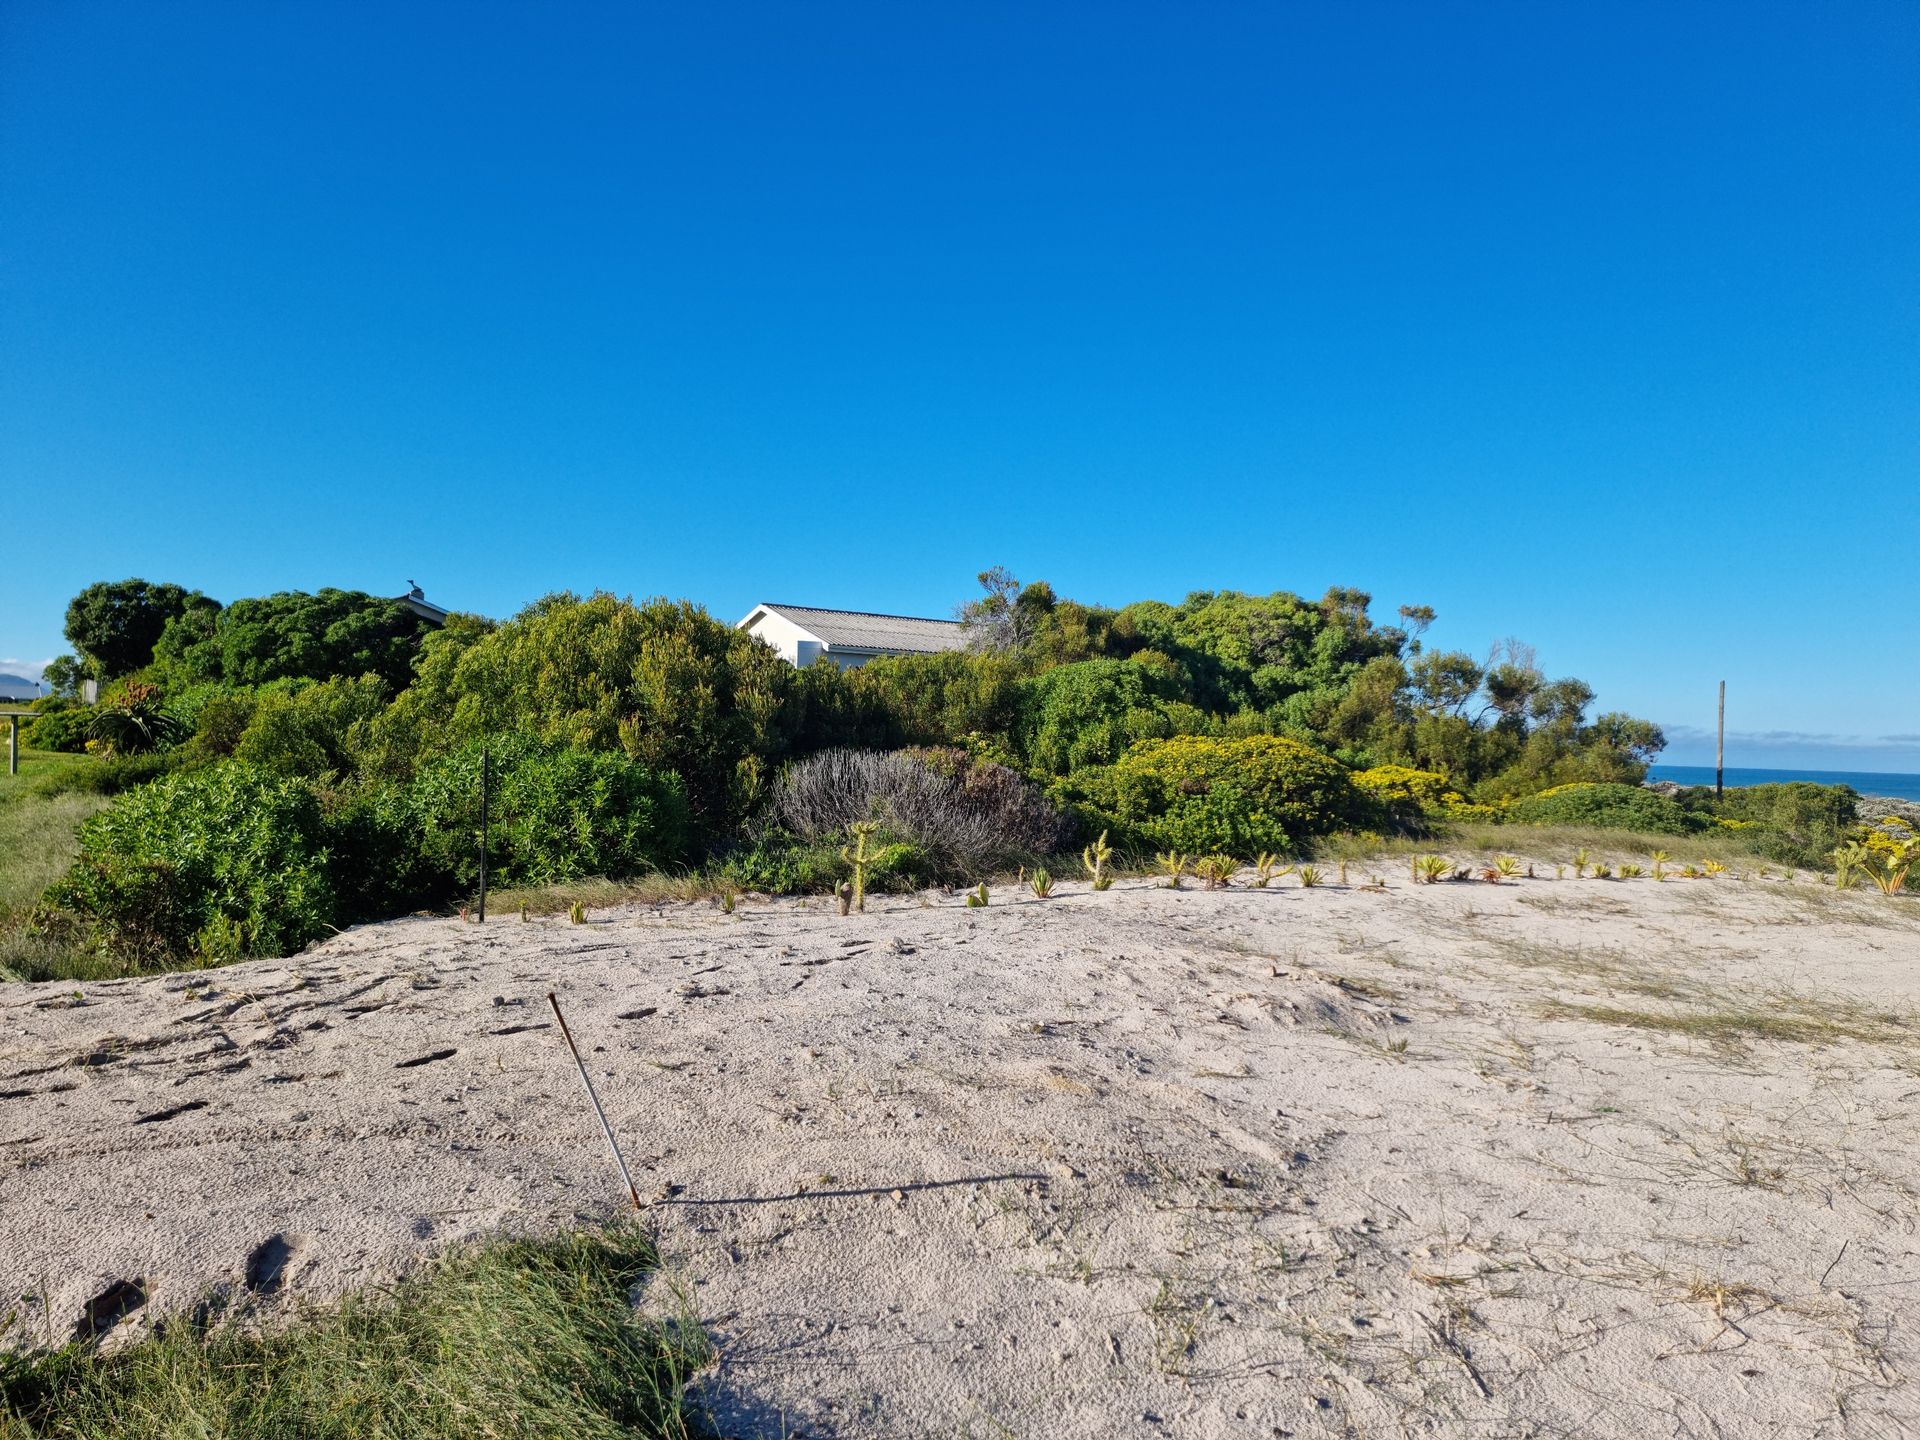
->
[3, 860, 1919, 1438]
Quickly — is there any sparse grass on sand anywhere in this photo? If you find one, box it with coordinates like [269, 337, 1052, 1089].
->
[1542, 996, 1914, 1050]
[486, 873, 727, 917]
[0, 1225, 711, 1440]
[1319, 822, 1778, 868]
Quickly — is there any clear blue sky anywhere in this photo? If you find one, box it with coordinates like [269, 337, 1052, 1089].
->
[3, 3, 1916, 770]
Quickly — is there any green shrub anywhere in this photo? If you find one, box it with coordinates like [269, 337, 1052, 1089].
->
[20, 705, 95, 754]
[30, 750, 182, 800]
[408, 737, 690, 891]
[235, 675, 389, 779]
[367, 594, 794, 836]
[155, 588, 434, 691]
[1063, 734, 1361, 855]
[1504, 783, 1701, 835]
[1016, 659, 1180, 776]
[54, 763, 337, 964]
[719, 827, 928, 895]
[720, 832, 846, 894]
[1706, 782, 1857, 868]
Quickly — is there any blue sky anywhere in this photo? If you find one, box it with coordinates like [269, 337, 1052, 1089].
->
[2, 2, 1916, 770]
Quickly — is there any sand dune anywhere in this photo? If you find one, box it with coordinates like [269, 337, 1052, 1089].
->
[3, 862, 1917, 1438]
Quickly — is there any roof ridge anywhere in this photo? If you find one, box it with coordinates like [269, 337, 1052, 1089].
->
[764, 603, 963, 625]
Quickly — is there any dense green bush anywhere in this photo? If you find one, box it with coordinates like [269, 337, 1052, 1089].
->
[1017, 659, 1181, 776]
[235, 675, 389, 778]
[64, 578, 219, 680]
[1504, 782, 1701, 835]
[155, 588, 435, 691]
[1063, 734, 1362, 855]
[407, 737, 691, 890]
[55, 763, 337, 964]
[369, 595, 793, 836]
[1699, 782, 1857, 867]
[20, 704, 94, 753]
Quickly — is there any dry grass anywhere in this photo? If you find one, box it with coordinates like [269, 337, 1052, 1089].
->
[1543, 995, 1913, 1051]
[483, 873, 729, 917]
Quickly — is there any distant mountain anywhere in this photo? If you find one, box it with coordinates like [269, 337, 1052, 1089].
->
[0, 673, 43, 699]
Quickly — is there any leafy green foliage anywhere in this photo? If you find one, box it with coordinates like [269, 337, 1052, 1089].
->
[1504, 783, 1702, 835]
[64, 579, 218, 680]
[1066, 734, 1362, 856]
[371, 594, 793, 836]
[155, 588, 435, 691]
[1696, 782, 1858, 869]
[234, 675, 389, 779]
[407, 737, 691, 891]
[55, 764, 337, 965]
[19, 703, 94, 754]
[1017, 659, 1183, 776]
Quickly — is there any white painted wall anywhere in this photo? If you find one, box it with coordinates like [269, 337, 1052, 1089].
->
[740, 609, 819, 666]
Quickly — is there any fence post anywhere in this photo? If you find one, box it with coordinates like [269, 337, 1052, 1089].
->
[477, 745, 490, 922]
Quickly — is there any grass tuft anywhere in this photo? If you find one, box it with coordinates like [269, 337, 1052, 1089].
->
[0, 1225, 712, 1440]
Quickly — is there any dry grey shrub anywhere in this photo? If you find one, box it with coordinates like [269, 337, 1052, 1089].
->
[771, 748, 1062, 876]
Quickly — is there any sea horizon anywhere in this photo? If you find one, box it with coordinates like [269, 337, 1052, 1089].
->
[1648, 764, 1920, 804]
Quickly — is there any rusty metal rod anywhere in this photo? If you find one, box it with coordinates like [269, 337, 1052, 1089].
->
[547, 991, 644, 1210]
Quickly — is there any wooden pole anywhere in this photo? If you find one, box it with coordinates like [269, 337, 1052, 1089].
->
[1716, 681, 1725, 800]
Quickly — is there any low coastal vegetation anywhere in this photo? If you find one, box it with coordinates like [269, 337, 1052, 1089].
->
[3, 572, 1911, 982]
[0, 1226, 709, 1439]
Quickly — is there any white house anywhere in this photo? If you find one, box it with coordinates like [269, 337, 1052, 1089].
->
[737, 603, 969, 669]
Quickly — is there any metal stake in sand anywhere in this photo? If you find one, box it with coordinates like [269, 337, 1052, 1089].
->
[547, 991, 644, 1210]
[476, 745, 490, 923]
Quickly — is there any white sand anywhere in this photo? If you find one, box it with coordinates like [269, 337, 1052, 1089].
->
[3, 862, 1918, 1438]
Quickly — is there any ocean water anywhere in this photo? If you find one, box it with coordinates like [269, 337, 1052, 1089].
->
[1648, 765, 1920, 804]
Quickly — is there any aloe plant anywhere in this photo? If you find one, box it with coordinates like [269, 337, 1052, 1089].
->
[1194, 855, 1236, 890]
[1254, 853, 1290, 888]
[1413, 854, 1451, 885]
[1572, 848, 1590, 879]
[1296, 864, 1322, 888]
[1030, 868, 1054, 899]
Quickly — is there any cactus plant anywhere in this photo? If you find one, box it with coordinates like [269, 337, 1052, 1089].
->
[1572, 848, 1590, 879]
[1254, 853, 1290, 888]
[568, 900, 586, 924]
[1082, 830, 1115, 891]
[965, 881, 990, 908]
[1156, 852, 1189, 889]
[841, 821, 879, 913]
